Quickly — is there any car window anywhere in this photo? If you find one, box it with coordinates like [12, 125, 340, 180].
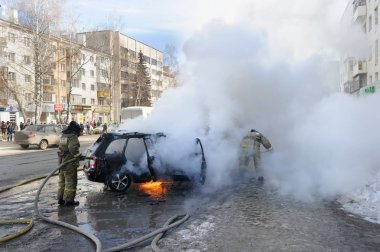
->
[105, 139, 127, 155]
[125, 138, 147, 164]
[44, 125, 56, 133]
[24, 125, 39, 131]
[55, 126, 63, 133]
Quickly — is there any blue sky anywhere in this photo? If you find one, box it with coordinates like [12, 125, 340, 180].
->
[64, 0, 348, 59]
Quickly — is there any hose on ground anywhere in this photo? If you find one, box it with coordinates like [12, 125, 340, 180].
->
[0, 218, 34, 243]
[0, 163, 85, 242]
[150, 214, 188, 252]
[34, 155, 189, 252]
[34, 156, 103, 252]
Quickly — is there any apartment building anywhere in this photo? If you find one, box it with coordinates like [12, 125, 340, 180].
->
[0, 10, 112, 124]
[77, 31, 173, 122]
[0, 6, 175, 124]
[340, 0, 380, 95]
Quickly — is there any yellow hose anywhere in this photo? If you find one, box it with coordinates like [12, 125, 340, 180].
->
[0, 218, 34, 243]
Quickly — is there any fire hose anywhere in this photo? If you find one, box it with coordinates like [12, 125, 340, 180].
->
[33, 155, 189, 252]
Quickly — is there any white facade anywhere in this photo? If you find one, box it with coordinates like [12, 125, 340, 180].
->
[341, 0, 380, 95]
[0, 17, 113, 124]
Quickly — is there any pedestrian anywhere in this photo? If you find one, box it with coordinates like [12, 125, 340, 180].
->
[1, 121, 6, 140]
[79, 123, 84, 136]
[6, 122, 14, 142]
[102, 123, 107, 135]
[13, 122, 18, 130]
[86, 122, 90, 134]
[239, 129, 272, 181]
[57, 121, 83, 207]
[20, 121, 24, 131]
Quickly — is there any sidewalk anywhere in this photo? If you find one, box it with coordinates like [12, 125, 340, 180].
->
[0, 134, 99, 156]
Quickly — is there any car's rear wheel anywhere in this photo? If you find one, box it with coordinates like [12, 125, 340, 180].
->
[20, 144, 29, 149]
[108, 171, 131, 192]
[39, 140, 48, 150]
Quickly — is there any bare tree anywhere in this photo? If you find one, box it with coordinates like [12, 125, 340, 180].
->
[164, 43, 179, 74]
[4, 0, 64, 123]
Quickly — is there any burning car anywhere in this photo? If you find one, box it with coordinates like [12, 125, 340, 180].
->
[83, 132, 207, 192]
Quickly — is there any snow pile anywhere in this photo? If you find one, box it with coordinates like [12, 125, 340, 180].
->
[339, 170, 380, 224]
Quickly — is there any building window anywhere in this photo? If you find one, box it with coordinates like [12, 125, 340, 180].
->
[24, 55, 31, 64]
[43, 78, 51, 85]
[82, 83, 86, 90]
[101, 69, 108, 78]
[90, 70, 94, 77]
[73, 79, 79, 88]
[24, 37, 31, 47]
[376, 7, 379, 25]
[82, 54, 85, 61]
[60, 48, 65, 55]
[25, 74, 31, 82]
[98, 99, 104, 105]
[376, 72, 379, 81]
[369, 75, 372, 84]
[71, 94, 82, 104]
[91, 84, 95, 91]
[82, 98, 86, 104]
[43, 93, 55, 102]
[9, 52, 15, 62]
[25, 93, 32, 102]
[61, 96, 66, 103]
[90, 56, 94, 62]
[81, 68, 85, 76]
[121, 71, 128, 80]
[144, 55, 151, 64]
[376, 40, 379, 65]
[61, 80, 65, 87]
[369, 15, 373, 31]
[60, 63, 65, 72]
[8, 72, 16, 81]
[8, 32, 15, 43]
[91, 98, 95, 105]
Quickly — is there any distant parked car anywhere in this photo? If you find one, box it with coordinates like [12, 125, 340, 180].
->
[92, 126, 103, 134]
[14, 124, 67, 150]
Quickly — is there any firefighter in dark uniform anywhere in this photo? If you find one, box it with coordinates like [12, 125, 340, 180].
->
[57, 121, 82, 206]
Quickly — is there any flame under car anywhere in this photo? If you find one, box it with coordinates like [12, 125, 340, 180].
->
[83, 132, 207, 192]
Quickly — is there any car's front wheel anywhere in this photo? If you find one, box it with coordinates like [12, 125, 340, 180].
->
[39, 140, 48, 150]
[107, 171, 131, 192]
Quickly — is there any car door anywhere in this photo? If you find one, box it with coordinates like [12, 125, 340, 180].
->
[44, 125, 60, 145]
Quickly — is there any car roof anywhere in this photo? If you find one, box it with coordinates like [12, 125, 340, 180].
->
[106, 132, 166, 138]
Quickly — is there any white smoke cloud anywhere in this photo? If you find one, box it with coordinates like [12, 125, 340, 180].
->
[119, 0, 380, 201]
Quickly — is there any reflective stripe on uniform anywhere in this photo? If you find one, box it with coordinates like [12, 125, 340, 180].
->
[64, 188, 76, 192]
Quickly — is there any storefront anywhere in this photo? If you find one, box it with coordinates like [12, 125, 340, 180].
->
[94, 106, 111, 124]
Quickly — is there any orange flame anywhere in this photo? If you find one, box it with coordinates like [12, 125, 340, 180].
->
[138, 181, 168, 199]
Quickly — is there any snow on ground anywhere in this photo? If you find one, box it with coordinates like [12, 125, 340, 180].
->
[338, 170, 380, 224]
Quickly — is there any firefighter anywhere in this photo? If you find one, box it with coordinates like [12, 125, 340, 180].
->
[239, 129, 272, 181]
[57, 121, 83, 206]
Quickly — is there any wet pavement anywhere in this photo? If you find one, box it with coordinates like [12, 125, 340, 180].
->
[1, 173, 380, 251]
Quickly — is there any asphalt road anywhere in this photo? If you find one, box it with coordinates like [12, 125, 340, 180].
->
[0, 134, 99, 189]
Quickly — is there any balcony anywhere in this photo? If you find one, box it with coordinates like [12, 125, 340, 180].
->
[353, 60, 367, 76]
[97, 90, 110, 97]
[353, 0, 366, 22]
